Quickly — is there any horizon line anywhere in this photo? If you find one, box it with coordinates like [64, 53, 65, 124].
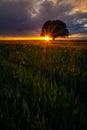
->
[0, 36, 87, 40]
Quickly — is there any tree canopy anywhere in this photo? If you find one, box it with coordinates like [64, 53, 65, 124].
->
[41, 20, 69, 40]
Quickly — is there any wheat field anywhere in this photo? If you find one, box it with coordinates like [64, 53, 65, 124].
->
[0, 40, 87, 130]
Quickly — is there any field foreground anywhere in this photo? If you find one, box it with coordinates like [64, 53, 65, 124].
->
[0, 40, 87, 130]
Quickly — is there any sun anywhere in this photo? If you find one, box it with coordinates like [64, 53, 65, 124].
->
[45, 36, 51, 41]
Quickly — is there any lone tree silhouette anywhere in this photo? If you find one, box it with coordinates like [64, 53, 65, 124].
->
[41, 20, 69, 40]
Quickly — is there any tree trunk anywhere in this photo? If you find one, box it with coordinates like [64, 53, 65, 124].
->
[53, 37, 55, 41]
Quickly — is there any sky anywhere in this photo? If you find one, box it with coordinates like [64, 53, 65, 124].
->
[0, 0, 87, 39]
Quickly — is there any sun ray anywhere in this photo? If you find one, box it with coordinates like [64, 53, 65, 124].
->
[45, 36, 51, 41]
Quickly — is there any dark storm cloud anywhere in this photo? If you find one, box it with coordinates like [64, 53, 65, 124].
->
[0, 0, 87, 38]
[0, 0, 36, 36]
[65, 12, 87, 35]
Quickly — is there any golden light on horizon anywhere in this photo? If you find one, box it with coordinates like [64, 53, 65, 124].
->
[44, 36, 51, 41]
[0, 36, 45, 41]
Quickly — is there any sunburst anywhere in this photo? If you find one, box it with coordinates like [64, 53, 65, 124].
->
[44, 36, 51, 41]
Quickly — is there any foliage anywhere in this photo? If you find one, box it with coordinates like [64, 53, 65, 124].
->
[0, 41, 87, 130]
[41, 20, 69, 40]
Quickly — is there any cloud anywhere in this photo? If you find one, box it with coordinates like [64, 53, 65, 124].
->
[0, 0, 87, 39]
[0, 0, 37, 36]
[36, 0, 87, 36]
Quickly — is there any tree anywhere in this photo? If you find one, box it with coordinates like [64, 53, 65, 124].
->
[41, 20, 69, 40]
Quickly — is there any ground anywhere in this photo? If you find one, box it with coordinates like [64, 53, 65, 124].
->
[0, 40, 87, 130]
